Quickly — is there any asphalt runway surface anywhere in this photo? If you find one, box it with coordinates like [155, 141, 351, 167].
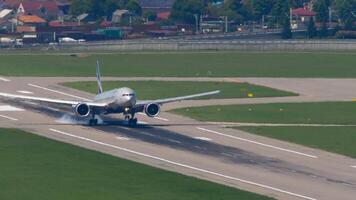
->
[0, 77, 355, 200]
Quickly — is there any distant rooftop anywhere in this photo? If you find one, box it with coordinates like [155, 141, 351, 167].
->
[18, 14, 46, 23]
[292, 8, 316, 17]
[138, 0, 174, 9]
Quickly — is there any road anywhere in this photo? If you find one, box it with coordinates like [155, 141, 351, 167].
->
[0, 76, 355, 200]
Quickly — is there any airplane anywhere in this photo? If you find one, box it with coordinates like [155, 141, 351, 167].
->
[0, 61, 220, 126]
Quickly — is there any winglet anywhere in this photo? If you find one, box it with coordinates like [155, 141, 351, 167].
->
[96, 60, 103, 94]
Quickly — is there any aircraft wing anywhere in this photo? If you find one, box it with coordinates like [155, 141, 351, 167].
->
[134, 90, 220, 111]
[0, 92, 107, 107]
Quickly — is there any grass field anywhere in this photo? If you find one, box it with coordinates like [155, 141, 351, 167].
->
[237, 126, 356, 158]
[171, 102, 356, 158]
[63, 81, 297, 99]
[170, 102, 356, 124]
[0, 128, 274, 200]
[1, 52, 356, 77]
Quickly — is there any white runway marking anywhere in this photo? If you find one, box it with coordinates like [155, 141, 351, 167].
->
[116, 136, 130, 141]
[138, 113, 169, 121]
[196, 127, 318, 159]
[351, 166, 356, 169]
[25, 102, 38, 106]
[17, 90, 33, 94]
[0, 105, 24, 112]
[47, 107, 60, 112]
[194, 137, 212, 141]
[49, 128, 317, 200]
[155, 117, 169, 121]
[0, 114, 18, 121]
[28, 84, 91, 101]
[0, 77, 10, 82]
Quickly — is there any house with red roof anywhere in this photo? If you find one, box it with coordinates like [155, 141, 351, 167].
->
[157, 11, 170, 21]
[292, 7, 316, 23]
[17, 1, 59, 19]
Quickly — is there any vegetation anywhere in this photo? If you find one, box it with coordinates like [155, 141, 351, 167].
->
[2, 52, 356, 77]
[171, 0, 204, 25]
[307, 18, 317, 38]
[170, 102, 356, 124]
[0, 128, 274, 200]
[63, 81, 297, 100]
[172, 102, 356, 158]
[238, 126, 356, 158]
[70, 0, 142, 19]
[68, 0, 354, 31]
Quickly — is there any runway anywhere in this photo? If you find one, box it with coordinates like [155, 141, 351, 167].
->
[0, 77, 355, 200]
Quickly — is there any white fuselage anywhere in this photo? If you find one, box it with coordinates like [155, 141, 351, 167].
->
[93, 87, 136, 113]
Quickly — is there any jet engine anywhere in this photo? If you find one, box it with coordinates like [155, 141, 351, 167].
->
[75, 103, 90, 117]
[144, 103, 160, 117]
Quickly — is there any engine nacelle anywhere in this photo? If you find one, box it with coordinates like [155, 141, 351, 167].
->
[75, 103, 90, 117]
[144, 103, 160, 117]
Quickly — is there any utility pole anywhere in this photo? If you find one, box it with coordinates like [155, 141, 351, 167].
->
[328, 7, 332, 26]
[194, 14, 199, 34]
[290, 8, 293, 28]
[225, 16, 228, 33]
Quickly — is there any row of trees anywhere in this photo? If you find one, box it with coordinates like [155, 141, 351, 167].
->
[170, 0, 355, 30]
[69, 0, 354, 37]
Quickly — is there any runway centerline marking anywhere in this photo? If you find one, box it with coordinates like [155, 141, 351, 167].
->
[138, 113, 169, 121]
[47, 107, 60, 112]
[0, 105, 24, 112]
[351, 166, 356, 169]
[194, 137, 212, 141]
[196, 127, 318, 159]
[0, 114, 18, 121]
[17, 90, 33, 94]
[116, 136, 130, 141]
[155, 117, 169, 121]
[28, 84, 91, 101]
[0, 77, 10, 82]
[49, 128, 317, 200]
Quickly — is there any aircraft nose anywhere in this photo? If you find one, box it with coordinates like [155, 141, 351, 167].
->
[127, 95, 136, 105]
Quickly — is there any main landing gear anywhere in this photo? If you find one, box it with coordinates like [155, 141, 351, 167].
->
[89, 113, 98, 126]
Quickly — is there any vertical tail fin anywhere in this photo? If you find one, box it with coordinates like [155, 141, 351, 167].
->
[96, 60, 103, 94]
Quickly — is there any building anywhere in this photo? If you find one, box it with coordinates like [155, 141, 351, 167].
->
[17, 14, 46, 27]
[292, 7, 316, 23]
[112, 9, 133, 24]
[138, 0, 175, 13]
[0, 8, 13, 19]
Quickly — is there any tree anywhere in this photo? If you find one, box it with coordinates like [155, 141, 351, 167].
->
[282, 17, 292, 39]
[223, 0, 251, 23]
[126, 0, 142, 16]
[319, 21, 328, 37]
[252, 0, 274, 20]
[170, 0, 204, 24]
[334, 0, 356, 30]
[143, 11, 157, 22]
[70, 0, 91, 16]
[270, 0, 290, 27]
[307, 17, 317, 38]
[313, 0, 329, 23]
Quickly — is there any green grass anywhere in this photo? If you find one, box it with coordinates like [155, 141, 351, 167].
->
[0, 128, 274, 200]
[1, 52, 356, 77]
[63, 81, 297, 100]
[237, 126, 356, 158]
[170, 102, 356, 124]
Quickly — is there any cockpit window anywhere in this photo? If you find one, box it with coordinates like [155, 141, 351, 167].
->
[123, 93, 134, 97]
